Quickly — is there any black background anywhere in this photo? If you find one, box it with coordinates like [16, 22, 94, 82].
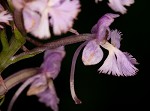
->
[1, 0, 150, 111]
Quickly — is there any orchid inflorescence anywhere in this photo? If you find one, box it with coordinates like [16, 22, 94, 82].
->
[0, 0, 138, 111]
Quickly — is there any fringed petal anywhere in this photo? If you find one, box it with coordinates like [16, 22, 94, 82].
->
[124, 52, 139, 65]
[0, 11, 12, 28]
[49, 0, 80, 35]
[98, 50, 121, 75]
[99, 42, 138, 76]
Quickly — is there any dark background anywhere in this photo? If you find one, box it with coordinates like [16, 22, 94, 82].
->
[1, 0, 150, 111]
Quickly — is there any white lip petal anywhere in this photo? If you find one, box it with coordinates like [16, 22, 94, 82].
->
[99, 42, 138, 76]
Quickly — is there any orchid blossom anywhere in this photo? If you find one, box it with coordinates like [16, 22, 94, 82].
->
[70, 13, 138, 104]
[82, 13, 138, 76]
[12, 0, 81, 39]
[8, 46, 66, 111]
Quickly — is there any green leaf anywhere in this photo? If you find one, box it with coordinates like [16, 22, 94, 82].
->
[0, 28, 26, 72]
[0, 29, 9, 51]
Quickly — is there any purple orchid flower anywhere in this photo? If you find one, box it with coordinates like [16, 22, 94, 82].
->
[70, 13, 138, 104]
[83, 28, 138, 76]
[8, 46, 66, 111]
[12, 0, 81, 39]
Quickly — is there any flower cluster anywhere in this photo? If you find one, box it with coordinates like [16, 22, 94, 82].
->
[0, 0, 139, 111]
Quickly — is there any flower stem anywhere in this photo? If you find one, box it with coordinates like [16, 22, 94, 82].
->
[10, 34, 95, 64]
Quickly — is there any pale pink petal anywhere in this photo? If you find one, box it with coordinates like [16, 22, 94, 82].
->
[0, 11, 12, 22]
[115, 49, 138, 76]
[99, 42, 138, 76]
[121, 0, 134, 6]
[49, 0, 80, 35]
[22, 0, 50, 39]
[30, 10, 50, 39]
[110, 29, 122, 48]
[23, 8, 40, 33]
[82, 40, 103, 65]
[25, 0, 47, 13]
[0, 11, 12, 28]
[108, 0, 127, 14]
[12, 0, 25, 10]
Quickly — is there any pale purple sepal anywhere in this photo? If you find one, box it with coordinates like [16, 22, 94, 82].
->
[49, 0, 81, 35]
[37, 80, 59, 111]
[82, 40, 103, 65]
[91, 13, 120, 41]
[40, 46, 66, 79]
[27, 75, 59, 111]
[23, 7, 41, 33]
